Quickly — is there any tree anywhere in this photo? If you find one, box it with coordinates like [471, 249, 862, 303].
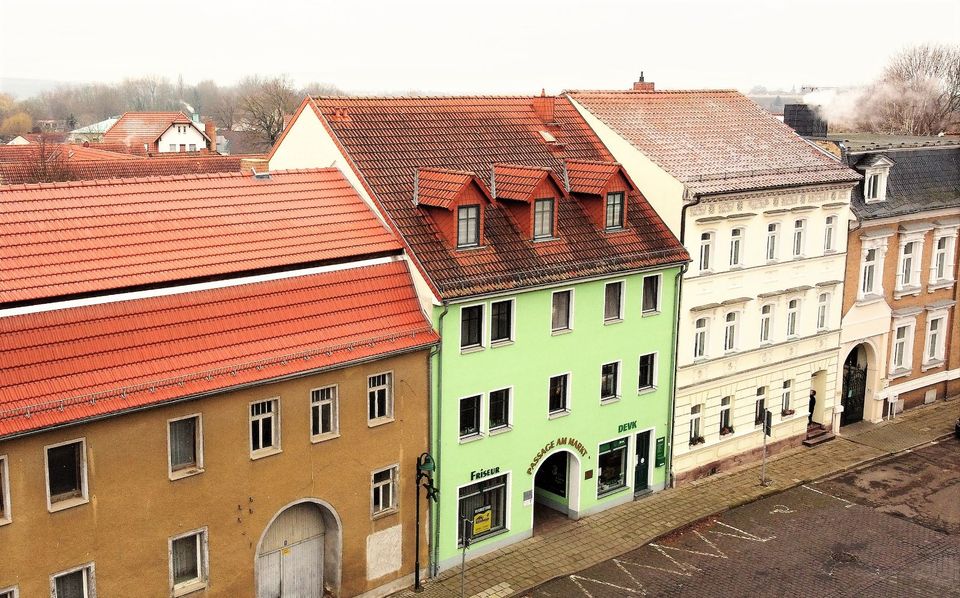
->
[0, 111, 32, 137]
[23, 134, 71, 183]
[237, 75, 297, 145]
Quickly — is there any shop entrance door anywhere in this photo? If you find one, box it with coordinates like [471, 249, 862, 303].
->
[634, 430, 651, 494]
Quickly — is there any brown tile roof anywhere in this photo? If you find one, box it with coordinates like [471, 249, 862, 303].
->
[102, 111, 204, 147]
[0, 260, 437, 438]
[0, 169, 401, 305]
[492, 164, 564, 202]
[0, 155, 246, 185]
[415, 168, 485, 210]
[564, 159, 622, 195]
[568, 90, 860, 196]
[307, 96, 688, 299]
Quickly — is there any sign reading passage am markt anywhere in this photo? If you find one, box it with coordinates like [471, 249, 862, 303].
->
[655, 437, 666, 467]
[472, 505, 492, 536]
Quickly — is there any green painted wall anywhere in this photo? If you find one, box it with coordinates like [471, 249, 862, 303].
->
[430, 266, 680, 568]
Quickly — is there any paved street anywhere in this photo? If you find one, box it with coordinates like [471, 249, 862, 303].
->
[528, 438, 960, 597]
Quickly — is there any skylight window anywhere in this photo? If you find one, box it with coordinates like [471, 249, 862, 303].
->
[538, 130, 557, 143]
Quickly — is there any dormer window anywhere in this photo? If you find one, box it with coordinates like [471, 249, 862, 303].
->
[605, 192, 624, 230]
[865, 173, 881, 200]
[858, 155, 893, 204]
[534, 198, 555, 239]
[457, 205, 480, 248]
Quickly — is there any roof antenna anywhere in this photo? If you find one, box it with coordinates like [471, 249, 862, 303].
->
[639, 71, 645, 82]
[490, 166, 497, 199]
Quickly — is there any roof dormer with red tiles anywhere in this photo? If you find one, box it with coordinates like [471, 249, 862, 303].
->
[564, 159, 640, 233]
[414, 167, 494, 250]
[492, 164, 567, 241]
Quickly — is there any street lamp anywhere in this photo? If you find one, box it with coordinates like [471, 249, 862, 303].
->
[415, 452, 439, 592]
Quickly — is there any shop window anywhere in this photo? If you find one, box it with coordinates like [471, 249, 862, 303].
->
[459, 395, 482, 439]
[488, 388, 511, 431]
[597, 438, 628, 497]
[311, 385, 339, 440]
[250, 399, 280, 456]
[371, 466, 398, 516]
[170, 529, 208, 596]
[458, 474, 507, 546]
[367, 372, 394, 422]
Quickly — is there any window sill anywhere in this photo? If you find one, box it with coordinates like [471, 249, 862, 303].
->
[548, 409, 571, 420]
[490, 339, 514, 348]
[533, 236, 559, 243]
[641, 310, 660, 317]
[637, 386, 657, 396]
[460, 345, 485, 355]
[927, 280, 955, 292]
[372, 507, 399, 521]
[550, 328, 573, 336]
[310, 432, 341, 444]
[791, 255, 806, 261]
[367, 416, 395, 428]
[0, 516, 11, 527]
[921, 359, 945, 372]
[600, 396, 621, 405]
[174, 580, 208, 597]
[250, 447, 282, 461]
[489, 425, 512, 436]
[169, 466, 205, 481]
[597, 484, 630, 500]
[455, 244, 484, 251]
[729, 265, 744, 271]
[458, 433, 484, 445]
[888, 368, 911, 380]
[893, 286, 921, 300]
[824, 249, 838, 255]
[856, 294, 884, 306]
[603, 318, 623, 326]
[48, 495, 89, 513]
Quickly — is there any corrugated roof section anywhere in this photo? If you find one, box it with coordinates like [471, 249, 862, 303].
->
[0, 169, 402, 304]
[0, 260, 437, 438]
[311, 96, 688, 298]
[569, 90, 860, 196]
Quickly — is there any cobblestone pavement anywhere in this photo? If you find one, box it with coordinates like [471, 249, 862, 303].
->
[398, 400, 958, 598]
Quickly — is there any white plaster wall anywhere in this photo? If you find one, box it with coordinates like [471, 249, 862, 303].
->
[365, 524, 402, 581]
[269, 102, 440, 312]
[568, 96, 685, 235]
[157, 124, 207, 152]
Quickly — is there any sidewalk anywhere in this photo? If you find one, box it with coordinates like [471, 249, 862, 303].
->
[397, 399, 958, 598]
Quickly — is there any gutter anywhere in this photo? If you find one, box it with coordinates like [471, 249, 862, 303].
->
[429, 302, 449, 578]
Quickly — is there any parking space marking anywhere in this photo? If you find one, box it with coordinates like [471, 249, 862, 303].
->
[802, 483, 857, 508]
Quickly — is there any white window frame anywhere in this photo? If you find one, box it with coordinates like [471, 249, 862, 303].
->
[487, 386, 514, 434]
[860, 248, 878, 297]
[533, 197, 555, 240]
[371, 464, 399, 517]
[858, 234, 890, 300]
[786, 298, 800, 338]
[367, 371, 395, 425]
[0, 455, 10, 526]
[188, 143, 197, 152]
[249, 398, 281, 459]
[729, 227, 744, 267]
[642, 273, 661, 315]
[603, 279, 625, 323]
[930, 230, 957, 285]
[550, 288, 574, 333]
[547, 372, 572, 417]
[782, 380, 793, 413]
[896, 238, 923, 293]
[792, 219, 806, 258]
[637, 352, 658, 393]
[168, 527, 209, 597]
[489, 298, 516, 345]
[167, 413, 204, 480]
[600, 360, 622, 403]
[890, 318, 916, 375]
[456, 472, 510, 547]
[693, 317, 709, 360]
[816, 293, 830, 331]
[0, 585, 17, 598]
[50, 562, 95, 598]
[723, 311, 739, 353]
[44, 437, 89, 513]
[310, 384, 340, 442]
[766, 222, 780, 262]
[759, 303, 774, 344]
[605, 191, 625, 230]
[699, 231, 715, 273]
[459, 302, 486, 351]
[863, 168, 890, 203]
[457, 204, 481, 249]
[719, 396, 733, 435]
[458, 394, 484, 441]
[923, 311, 948, 366]
[823, 215, 837, 252]
[689, 405, 703, 444]
[168, 143, 176, 152]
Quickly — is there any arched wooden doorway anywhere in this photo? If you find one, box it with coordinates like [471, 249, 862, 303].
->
[256, 500, 341, 598]
[841, 345, 869, 426]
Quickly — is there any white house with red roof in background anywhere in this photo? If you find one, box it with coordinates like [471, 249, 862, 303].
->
[102, 111, 215, 154]
[570, 77, 861, 484]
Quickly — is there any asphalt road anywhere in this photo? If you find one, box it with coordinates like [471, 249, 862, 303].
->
[526, 438, 960, 597]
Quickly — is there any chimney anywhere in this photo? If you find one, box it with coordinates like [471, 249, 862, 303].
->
[204, 120, 217, 151]
[632, 72, 655, 92]
[532, 89, 556, 123]
[783, 104, 827, 137]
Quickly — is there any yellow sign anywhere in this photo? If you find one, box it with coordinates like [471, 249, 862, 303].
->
[472, 506, 492, 535]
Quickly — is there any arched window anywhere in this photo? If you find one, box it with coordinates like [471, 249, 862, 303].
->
[824, 215, 837, 252]
[786, 299, 800, 337]
[760, 304, 773, 343]
[723, 312, 738, 352]
[693, 317, 708, 359]
[699, 232, 714, 272]
[729, 228, 744, 266]
[816, 293, 830, 330]
[766, 223, 780, 261]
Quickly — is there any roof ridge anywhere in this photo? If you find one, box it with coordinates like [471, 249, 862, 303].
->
[0, 167, 339, 192]
[314, 94, 557, 100]
[567, 89, 742, 95]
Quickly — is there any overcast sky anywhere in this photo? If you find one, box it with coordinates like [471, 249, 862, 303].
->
[1, 0, 957, 95]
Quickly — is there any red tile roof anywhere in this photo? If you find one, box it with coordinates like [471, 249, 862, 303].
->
[0, 154, 246, 185]
[102, 111, 204, 148]
[564, 159, 622, 195]
[0, 169, 401, 305]
[415, 168, 488, 209]
[307, 96, 688, 298]
[568, 90, 860, 196]
[0, 260, 437, 438]
[492, 164, 564, 202]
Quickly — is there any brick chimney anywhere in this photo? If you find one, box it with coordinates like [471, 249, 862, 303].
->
[204, 120, 217, 152]
[532, 89, 556, 123]
[632, 72, 655, 92]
